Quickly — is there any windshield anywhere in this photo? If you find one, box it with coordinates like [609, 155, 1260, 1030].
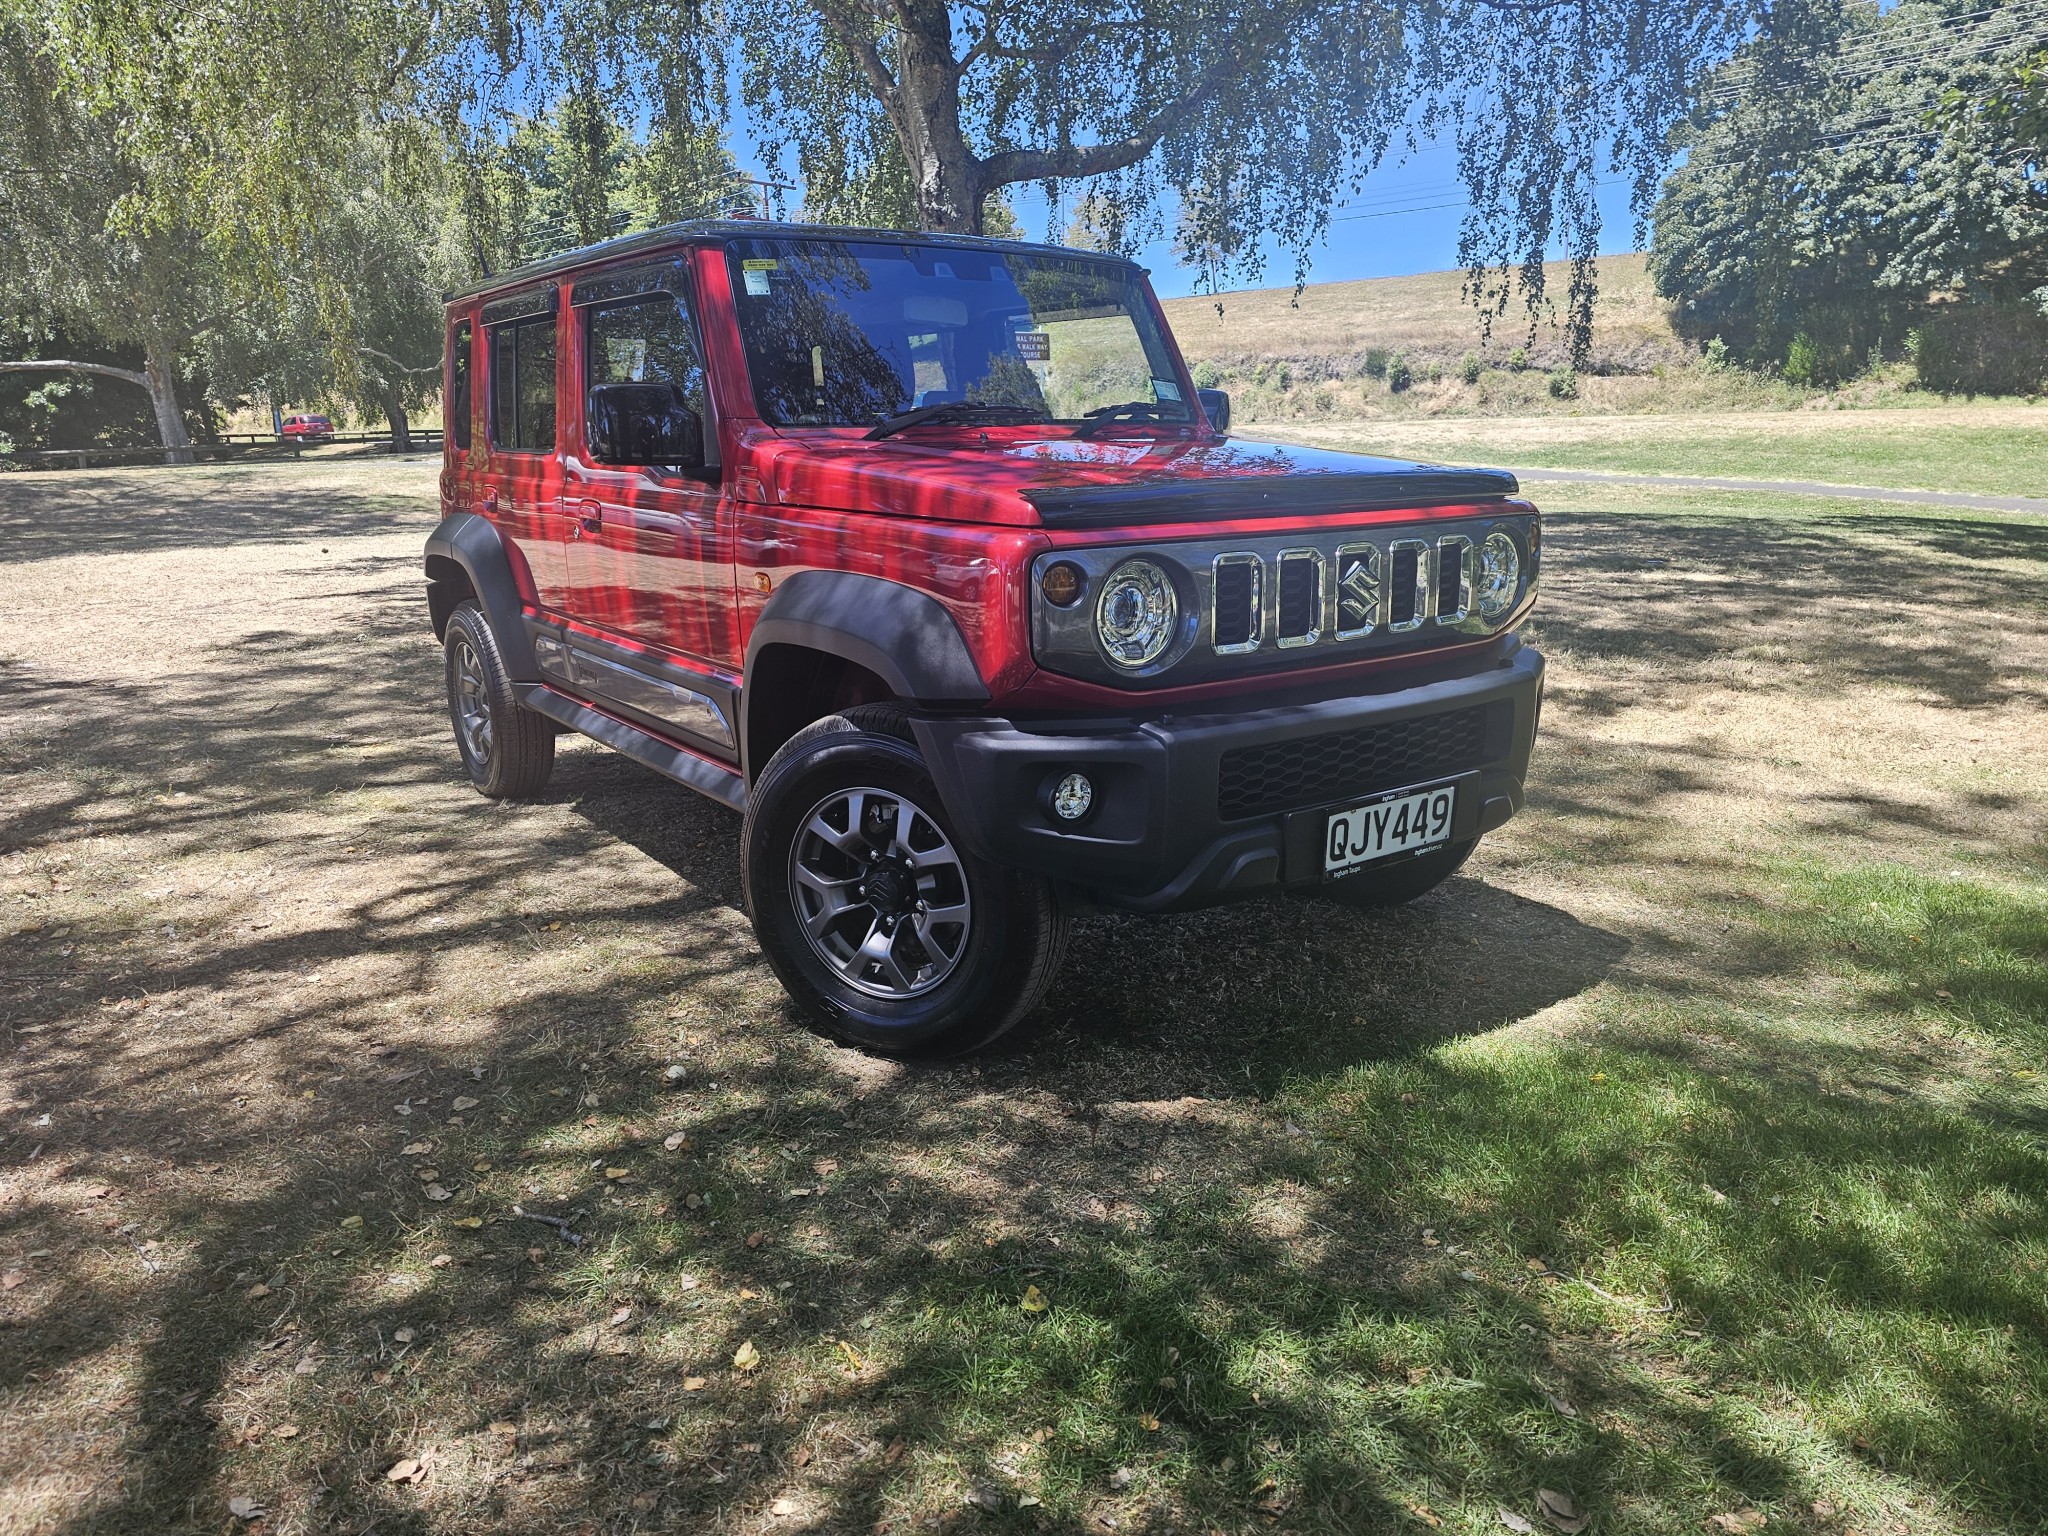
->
[725, 236, 1192, 429]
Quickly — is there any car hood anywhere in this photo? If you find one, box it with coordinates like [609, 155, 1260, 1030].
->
[750, 430, 1520, 528]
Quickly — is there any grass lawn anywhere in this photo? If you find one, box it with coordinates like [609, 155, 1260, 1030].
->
[2, 459, 2045, 1536]
[1258, 407, 2048, 500]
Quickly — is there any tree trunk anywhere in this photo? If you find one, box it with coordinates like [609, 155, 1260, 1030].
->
[381, 381, 412, 454]
[890, 2, 988, 232]
[141, 337, 194, 464]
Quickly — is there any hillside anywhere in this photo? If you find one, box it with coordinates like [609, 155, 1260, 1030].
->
[1159, 253, 1687, 375]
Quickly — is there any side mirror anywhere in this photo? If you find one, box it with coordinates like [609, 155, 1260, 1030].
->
[587, 382, 706, 469]
[1196, 387, 1231, 432]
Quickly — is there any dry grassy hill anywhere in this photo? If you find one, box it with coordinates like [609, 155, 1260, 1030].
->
[1160, 253, 1687, 376]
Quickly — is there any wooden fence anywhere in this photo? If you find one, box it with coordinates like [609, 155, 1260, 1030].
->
[2, 429, 443, 471]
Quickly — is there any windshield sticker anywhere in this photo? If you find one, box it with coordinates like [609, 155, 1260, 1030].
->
[741, 258, 780, 270]
[1153, 378, 1182, 401]
[1013, 331, 1051, 361]
[743, 269, 772, 297]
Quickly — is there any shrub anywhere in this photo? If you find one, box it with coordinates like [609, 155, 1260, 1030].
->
[1360, 348, 1390, 379]
[1506, 346, 1530, 372]
[1702, 335, 1731, 371]
[1191, 359, 1222, 390]
[1546, 366, 1579, 400]
[1783, 332, 1828, 388]
[1459, 352, 1482, 384]
[1273, 361, 1293, 391]
[1426, 361, 1444, 383]
[1907, 305, 2048, 395]
[1386, 355, 1413, 392]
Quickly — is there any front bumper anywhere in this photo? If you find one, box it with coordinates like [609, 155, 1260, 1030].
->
[912, 641, 1545, 913]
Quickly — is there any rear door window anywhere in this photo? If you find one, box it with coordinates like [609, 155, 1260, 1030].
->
[449, 321, 472, 449]
[585, 295, 710, 420]
[490, 315, 557, 453]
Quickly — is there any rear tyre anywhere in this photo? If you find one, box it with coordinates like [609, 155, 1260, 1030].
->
[743, 706, 1068, 1056]
[444, 600, 554, 799]
[1317, 838, 1476, 908]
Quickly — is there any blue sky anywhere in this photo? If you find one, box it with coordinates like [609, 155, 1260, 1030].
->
[724, 118, 1653, 299]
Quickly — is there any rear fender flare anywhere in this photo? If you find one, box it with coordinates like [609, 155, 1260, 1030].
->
[424, 513, 538, 681]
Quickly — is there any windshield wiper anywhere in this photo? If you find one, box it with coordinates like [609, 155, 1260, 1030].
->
[1072, 400, 1190, 438]
[864, 401, 1051, 441]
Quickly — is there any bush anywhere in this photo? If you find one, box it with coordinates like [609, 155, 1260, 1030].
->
[1702, 335, 1731, 371]
[1386, 355, 1413, 393]
[1426, 361, 1444, 383]
[1907, 305, 2048, 395]
[1783, 332, 1829, 388]
[1506, 346, 1530, 372]
[1191, 359, 1222, 390]
[1360, 348, 1390, 380]
[1459, 352, 1482, 384]
[1546, 367, 1579, 400]
[1273, 361, 1293, 391]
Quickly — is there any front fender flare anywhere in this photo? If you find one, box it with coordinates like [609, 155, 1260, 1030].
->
[744, 571, 990, 707]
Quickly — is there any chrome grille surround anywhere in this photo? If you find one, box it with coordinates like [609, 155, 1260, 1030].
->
[1028, 510, 1538, 690]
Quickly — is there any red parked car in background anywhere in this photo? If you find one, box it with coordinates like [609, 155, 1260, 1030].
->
[425, 220, 1544, 1055]
[280, 412, 334, 443]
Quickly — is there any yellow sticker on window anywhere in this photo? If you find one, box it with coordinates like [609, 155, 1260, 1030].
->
[741, 258, 780, 271]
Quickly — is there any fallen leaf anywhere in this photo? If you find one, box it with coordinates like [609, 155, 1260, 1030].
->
[813, 1158, 838, 1176]
[293, 1353, 319, 1375]
[1545, 1393, 1579, 1418]
[453, 1216, 484, 1229]
[1537, 1489, 1589, 1534]
[246, 1284, 272, 1300]
[883, 1436, 905, 1465]
[1498, 1511, 1536, 1535]
[1137, 1413, 1160, 1432]
[605, 1167, 630, 1181]
[1109, 1467, 1134, 1490]
[228, 1496, 266, 1520]
[1707, 1512, 1765, 1534]
[82, 1183, 113, 1200]
[423, 1184, 452, 1202]
[415, 1168, 439, 1182]
[471, 1160, 492, 1173]
[1935, 989, 1952, 999]
[633, 1493, 660, 1512]
[793, 1445, 812, 1468]
[1410, 1503, 1443, 1528]
[272, 1424, 299, 1440]
[738, 1287, 760, 1300]
[394, 1327, 416, 1344]
[683, 1376, 707, 1391]
[385, 1457, 424, 1484]
[1019, 1494, 1042, 1508]
[339, 1215, 364, 1230]
[746, 1231, 768, 1249]
[402, 1141, 435, 1156]
[451, 1097, 480, 1112]
[733, 1339, 761, 1371]
[663, 1132, 691, 1151]
[1020, 1284, 1050, 1313]
[771, 1498, 798, 1517]
[609, 1306, 633, 1326]
[1, 1270, 24, 1291]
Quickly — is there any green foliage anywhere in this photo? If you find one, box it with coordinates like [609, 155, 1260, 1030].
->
[1190, 359, 1222, 390]
[1702, 335, 1732, 370]
[1546, 366, 1579, 399]
[1651, 0, 2047, 388]
[1908, 307, 2048, 395]
[1506, 346, 1530, 371]
[1360, 348, 1390, 380]
[1459, 351, 1482, 384]
[1386, 354, 1413, 393]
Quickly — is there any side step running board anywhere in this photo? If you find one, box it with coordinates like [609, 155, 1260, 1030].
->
[517, 683, 748, 813]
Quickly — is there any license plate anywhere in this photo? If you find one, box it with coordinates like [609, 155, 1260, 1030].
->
[1324, 785, 1456, 876]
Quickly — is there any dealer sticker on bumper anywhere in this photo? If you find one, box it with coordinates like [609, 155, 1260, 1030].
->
[1325, 785, 1456, 876]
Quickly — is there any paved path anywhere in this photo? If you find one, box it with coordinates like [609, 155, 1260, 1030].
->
[1506, 465, 2048, 517]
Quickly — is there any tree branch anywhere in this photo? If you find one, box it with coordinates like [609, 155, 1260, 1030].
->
[980, 53, 1243, 184]
[0, 359, 152, 390]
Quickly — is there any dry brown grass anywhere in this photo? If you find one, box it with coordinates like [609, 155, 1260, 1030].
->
[1160, 254, 1682, 374]
[3, 458, 2046, 1536]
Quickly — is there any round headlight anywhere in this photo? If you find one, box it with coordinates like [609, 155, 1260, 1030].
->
[1095, 559, 1177, 669]
[1476, 531, 1520, 619]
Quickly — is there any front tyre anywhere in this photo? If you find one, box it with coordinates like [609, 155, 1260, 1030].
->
[743, 707, 1068, 1056]
[444, 601, 555, 799]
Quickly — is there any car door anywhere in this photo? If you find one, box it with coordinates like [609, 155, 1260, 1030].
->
[558, 265, 739, 758]
[480, 286, 576, 613]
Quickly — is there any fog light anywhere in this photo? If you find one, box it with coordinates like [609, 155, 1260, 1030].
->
[1050, 771, 1094, 821]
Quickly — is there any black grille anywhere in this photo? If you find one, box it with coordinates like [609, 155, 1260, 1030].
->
[1217, 704, 1493, 819]
[1390, 545, 1420, 626]
[1437, 544, 1464, 613]
[1277, 555, 1319, 639]
[1213, 560, 1255, 648]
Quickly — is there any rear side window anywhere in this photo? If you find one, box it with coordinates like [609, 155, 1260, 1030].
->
[449, 321, 472, 450]
[585, 295, 710, 420]
[489, 316, 557, 453]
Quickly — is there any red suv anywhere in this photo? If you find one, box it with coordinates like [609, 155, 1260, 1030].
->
[426, 221, 1543, 1055]
[280, 413, 334, 443]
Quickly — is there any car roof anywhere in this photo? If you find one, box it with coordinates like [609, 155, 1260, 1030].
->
[445, 219, 1142, 307]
